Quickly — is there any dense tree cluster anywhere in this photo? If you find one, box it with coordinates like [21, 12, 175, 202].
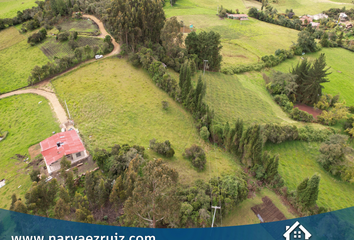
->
[185, 31, 223, 71]
[107, 0, 165, 52]
[27, 28, 47, 45]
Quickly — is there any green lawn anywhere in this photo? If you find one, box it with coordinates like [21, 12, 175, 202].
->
[273, 48, 354, 106]
[264, 141, 354, 211]
[0, 27, 25, 51]
[201, 71, 296, 125]
[0, 0, 37, 19]
[52, 58, 241, 184]
[0, 94, 60, 209]
[223, 188, 297, 226]
[0, 38, 49, 94]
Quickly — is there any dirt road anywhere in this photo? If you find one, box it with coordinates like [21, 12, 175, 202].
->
[82, 14, 120, 56]
[0, 89, 68, 125]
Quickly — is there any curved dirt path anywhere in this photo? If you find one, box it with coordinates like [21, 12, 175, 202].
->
[0, 15, 121, 125]
[82, 14, 120, 56]
[0, 89, 68, 125]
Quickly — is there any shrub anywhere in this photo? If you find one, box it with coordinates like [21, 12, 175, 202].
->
[290, 107, 314, 122]
[183, 145, 206, 170]
[162, 101, 169, 110]
[149, 139, 175, 157]
[200, 126, 210, 141]
[273, 94, 294, 113]
[298, 125, 333, 142]
[262, 124, 299, 144]
[29, 169, 40, 182]
[58, 31, 70, 42]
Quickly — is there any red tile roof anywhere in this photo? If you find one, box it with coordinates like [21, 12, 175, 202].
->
[40, 131, 86, 166]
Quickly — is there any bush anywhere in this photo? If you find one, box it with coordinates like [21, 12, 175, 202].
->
[58, 31, 70, 42]
[149, 139, 175, 157]
[298, 125, 333, 142]
[273, 94, 294, 113]
[183, 145, 206, 170]
[262, 124, 299, 144]
[290, 107, 314, 122]
[200, 126, 210, 141]
[27, 28, 47, 46]
[29, 169, 40, 182]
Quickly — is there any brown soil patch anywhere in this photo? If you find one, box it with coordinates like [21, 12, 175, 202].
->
[294, 103, 322, 119]
[28, 144, 41, 159]
[180, 26, 192, 33]
[251, 196, 287, 223]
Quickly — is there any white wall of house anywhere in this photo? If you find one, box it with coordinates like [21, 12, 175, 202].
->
[46, 151, 88, 175]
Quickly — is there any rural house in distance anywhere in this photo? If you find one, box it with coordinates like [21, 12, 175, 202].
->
[40, 130, 88, 174]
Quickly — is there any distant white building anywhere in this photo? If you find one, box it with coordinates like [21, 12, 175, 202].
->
[307, 13, 328, 21]
[339, 12, 348, 22]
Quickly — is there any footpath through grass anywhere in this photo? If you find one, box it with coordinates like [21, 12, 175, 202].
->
[264, 141, 354, 211]
[273, 48, 354, 107]
[0, 94, 60, 209]
[52, 58, 241, 184]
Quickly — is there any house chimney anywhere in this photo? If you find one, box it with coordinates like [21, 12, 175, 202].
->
[57, 142, 61, 147]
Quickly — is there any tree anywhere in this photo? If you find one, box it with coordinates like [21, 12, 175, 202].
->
[95, 178, 108, 208]
[160, 16, 182, 58]
[124, 159, 180, 228]
[13, 200, 28, 214]
[110, 175, 126, 209]
[29, 169, 40, 182]
[59, 186, 70, 203]
[73, 193, 94, 223]
[65, 171, 76, 197]
[317, 101, 348, 125]
[320, 32, 330, 47]
[10, 194, 17, 211]
[296, 173, 320, 208]
[54, 198, 70, 220]
[297, 30, 317, 53]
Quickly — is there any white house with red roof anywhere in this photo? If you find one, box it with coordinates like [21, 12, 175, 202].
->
[40, 130, 88, 174]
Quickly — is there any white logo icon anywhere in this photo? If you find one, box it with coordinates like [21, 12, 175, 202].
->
[283, 221, 312, 240]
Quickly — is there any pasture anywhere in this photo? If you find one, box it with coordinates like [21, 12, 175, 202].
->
[0, 38, 49, 94]
[175, 14, 299, 67]
[52, 58, 241, 184]
[264, 141, 354, 211]
[39, 36, 104, 60]
[0, 94, 60, 209]
[272, 48, 354, 107]
[201, 71, 295, 125]
[0, 0, 37, 19]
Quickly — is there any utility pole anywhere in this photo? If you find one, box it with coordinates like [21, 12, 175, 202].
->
[211, 206, 221, 227]
[203, 59, 208, 76]
[65, 100, 71, 120]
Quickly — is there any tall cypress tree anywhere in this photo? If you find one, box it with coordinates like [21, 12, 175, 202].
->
[232, 119, 244, 154]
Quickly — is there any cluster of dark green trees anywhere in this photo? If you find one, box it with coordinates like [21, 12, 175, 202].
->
[27, 28, 47, 46]
[149, 139, 175, 157]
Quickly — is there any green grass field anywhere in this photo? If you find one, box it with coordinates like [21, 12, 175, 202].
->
[0, 94, 60, 209]
[0, 38, 49, 94]
[0, 0, 37, 19]
[0, 27, 25, 51]
[264, 141, 354, 210]
[223, 188, 297, 226]
[175, 14, 299, 67]
[52, 58, 241, 184]
[39, 36, 104, 60]
[201, 71, 296, 125]
[273, 48, 354, 106]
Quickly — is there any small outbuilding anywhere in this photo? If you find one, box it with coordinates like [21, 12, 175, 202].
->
[346, 23, 353, 29]
[0, 179, 5, 189]
[339, 12, 348, 22]
[40, 130, 89, 174]
[300, 16, 313, 26]
[307, 13, 328, 21]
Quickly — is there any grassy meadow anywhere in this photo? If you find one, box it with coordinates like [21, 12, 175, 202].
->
[52, 58, 241, 184]
[0, 0, 37, 19]
[58, 18, 99, 33]
[272, 48, 354, 106]
[265, 141, 354, 210]
[0, 37, 49, 94]
[200, 71, 296, 125]
[0, 94, 60, 209]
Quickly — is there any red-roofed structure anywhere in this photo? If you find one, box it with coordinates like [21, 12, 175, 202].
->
[40, 130, 88, 174]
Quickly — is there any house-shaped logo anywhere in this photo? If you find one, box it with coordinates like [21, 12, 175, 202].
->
[283, 221, 311, 240]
